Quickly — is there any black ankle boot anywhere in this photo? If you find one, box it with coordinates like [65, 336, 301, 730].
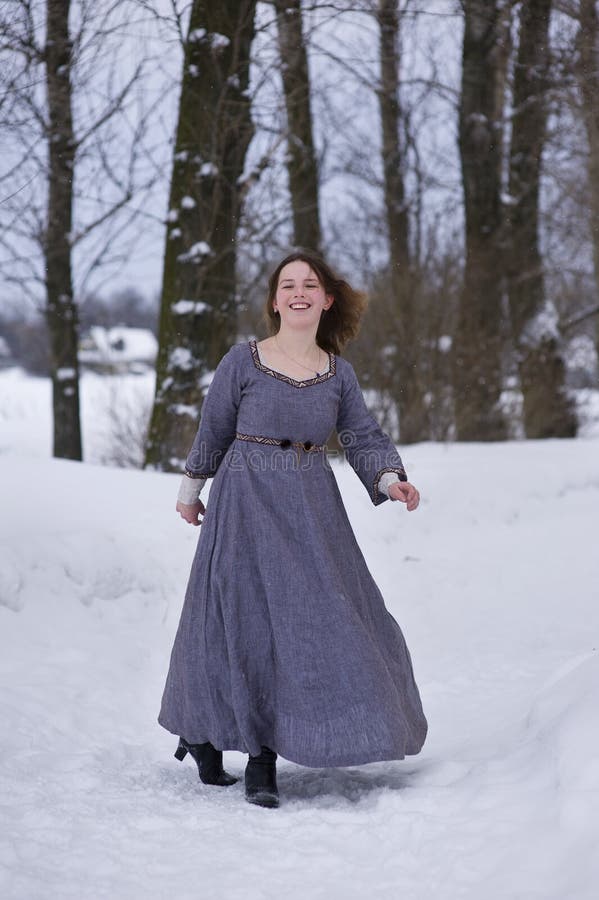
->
[244, 746, 279, 808]
[174, 737, 238, 786]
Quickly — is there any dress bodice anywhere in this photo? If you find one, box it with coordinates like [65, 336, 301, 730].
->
[184, 341, 407, 507]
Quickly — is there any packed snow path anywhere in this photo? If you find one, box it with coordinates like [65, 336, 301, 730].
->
[1, 379, 598, 897]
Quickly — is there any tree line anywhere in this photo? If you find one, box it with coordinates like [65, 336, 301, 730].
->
[1, 0, 598, 468]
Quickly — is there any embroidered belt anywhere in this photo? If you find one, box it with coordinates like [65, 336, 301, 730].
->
[235, 431, 326, 461]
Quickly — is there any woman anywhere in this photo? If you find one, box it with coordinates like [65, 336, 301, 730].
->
[158, 252, 428, 809]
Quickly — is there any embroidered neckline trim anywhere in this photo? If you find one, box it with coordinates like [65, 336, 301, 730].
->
[249, 339, 336, 388]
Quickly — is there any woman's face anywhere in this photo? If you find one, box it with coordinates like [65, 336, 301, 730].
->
[273, 260, 332, 327]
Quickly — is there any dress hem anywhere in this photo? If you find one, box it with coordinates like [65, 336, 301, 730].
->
[158, 716, 425, 769]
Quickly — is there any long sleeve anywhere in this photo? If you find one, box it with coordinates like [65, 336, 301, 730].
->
[184, 345, 242, 479]
[335, 360, 407, 506]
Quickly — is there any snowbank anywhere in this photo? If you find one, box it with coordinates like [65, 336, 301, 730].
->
[1, 370, 598, 899]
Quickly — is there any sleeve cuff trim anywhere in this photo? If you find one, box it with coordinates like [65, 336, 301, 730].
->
[372, 466, 408, 504]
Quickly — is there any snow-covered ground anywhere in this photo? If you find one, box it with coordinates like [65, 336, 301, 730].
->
[1, 368, 598, 900]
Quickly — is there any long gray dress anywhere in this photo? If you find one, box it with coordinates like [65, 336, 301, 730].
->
[158, 340, 428, 767]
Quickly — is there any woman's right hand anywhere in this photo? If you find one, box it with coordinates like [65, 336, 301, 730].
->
[176, 500, 206, 526]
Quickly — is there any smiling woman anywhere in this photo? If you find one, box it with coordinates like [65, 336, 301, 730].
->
[259, 257, 335, 378]
[264, 251, 367, 357]
[159, 251, 427, 809]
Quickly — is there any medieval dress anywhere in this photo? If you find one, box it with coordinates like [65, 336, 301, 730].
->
[158, 340, 428, 767]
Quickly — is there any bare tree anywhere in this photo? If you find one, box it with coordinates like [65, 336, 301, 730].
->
[274, 0, 322, 252]
[577, 0, 599, 357]
[378, 0, 410, 279]
[0, 0, 163, 460]
[453, 0, 508, 440]
[145, 0, 256, 472]
[0, 0, 81, 458]
[45, 0, 82, 459]
[375, 0, 428, 443]
[505, 0, 576, 437]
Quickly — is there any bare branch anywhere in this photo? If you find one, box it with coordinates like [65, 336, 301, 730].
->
[74, 62, 145, 149]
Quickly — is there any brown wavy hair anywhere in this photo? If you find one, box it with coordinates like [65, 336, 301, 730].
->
[263, 251, 367, 355]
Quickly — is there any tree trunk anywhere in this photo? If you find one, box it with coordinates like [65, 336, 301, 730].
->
[506, 0, 576, 438]
[453, 0, 507, 441]
[274, 0, 321, 252]
[376, 0, 427, 443]
[577, 0, 599, 366]
[145, 0, 256, 472]
[45, 0, 82, 460]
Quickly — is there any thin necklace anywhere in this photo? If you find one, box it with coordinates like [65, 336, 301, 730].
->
[274, 334, 325, 377]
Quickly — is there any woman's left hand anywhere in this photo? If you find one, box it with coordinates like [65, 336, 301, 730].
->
[388, 481, 420, 511]
[176, 499, 206, 525]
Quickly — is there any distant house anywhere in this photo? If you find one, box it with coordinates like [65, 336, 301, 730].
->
[79, 326, 158, 374]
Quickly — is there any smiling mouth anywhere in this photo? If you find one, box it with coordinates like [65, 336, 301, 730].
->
[290, 302, 310, 309]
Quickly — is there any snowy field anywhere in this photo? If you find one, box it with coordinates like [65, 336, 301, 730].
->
[1, 367, 598, 900]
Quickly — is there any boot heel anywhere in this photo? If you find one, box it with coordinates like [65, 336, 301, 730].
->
[174, 739, 188, 761]
[173, 737, 238, 786]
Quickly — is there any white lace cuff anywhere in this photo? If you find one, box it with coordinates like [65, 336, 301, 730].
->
[177, 474, 206, 505]
[378, 471, 403, 499]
